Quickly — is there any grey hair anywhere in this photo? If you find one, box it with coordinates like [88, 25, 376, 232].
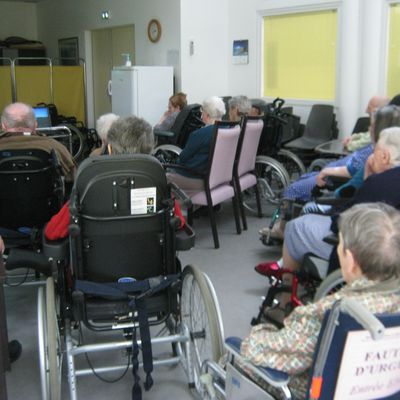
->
[202, 96, 225, 120]
[377, 127, 400, 165]
[107, 116, 154, 155]
[229, 95, 252, 116]
[1, 102, 36, 131]
[338, 202, 400, 280]
[96, 113, 119, 142]
[371, 105, 400, 142]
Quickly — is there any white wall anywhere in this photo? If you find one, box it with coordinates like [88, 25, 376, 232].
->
[35, 0, 181, 126]
[180, 0, 229, 104]
[0, 2, 37, 40]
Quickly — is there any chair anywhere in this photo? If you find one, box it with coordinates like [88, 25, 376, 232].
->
[0, 148, 63, 231]
[198, 298, 400, 400]
[154, 103, 204, 147]
[233, 116, 264, 230]
[35, 155, 229, 399]
[188, 121, 242, 249]
[284, 104, 335, 150]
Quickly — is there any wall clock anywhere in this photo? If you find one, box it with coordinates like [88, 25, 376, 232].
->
[147, 19, 162, 43]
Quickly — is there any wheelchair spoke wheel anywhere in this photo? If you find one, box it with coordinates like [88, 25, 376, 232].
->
[313, 269, 345, 302]
[180, 265, 224, 396]
[38, 277, 62, 400]
[276, 149, 306, 182]
[243, 156, 290, 213]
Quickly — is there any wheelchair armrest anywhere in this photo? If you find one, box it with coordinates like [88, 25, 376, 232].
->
[5, 248, 52, 276]
[176, 223, 195, 251]
[323, 233, 339, 246]
[42, 234, 69, 262]
[153, 129, 175, 138]
[225, 337, 290, 387]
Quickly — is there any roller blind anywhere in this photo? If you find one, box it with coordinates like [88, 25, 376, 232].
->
[263, 9, 337, 100]
[387, 3, 400, 97]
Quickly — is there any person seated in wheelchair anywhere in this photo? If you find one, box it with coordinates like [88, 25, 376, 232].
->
[154, 92, 187, 131]
[260, 102, 400, 241]
[256, 127, 400, 278]
[89, 112, 119, 156]
[241, 202, 400, 399]
[227, 95, 252, 122]
[0, 102, 76, 182]
[166, 96, 226, 196]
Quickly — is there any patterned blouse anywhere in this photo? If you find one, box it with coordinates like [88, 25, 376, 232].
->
[240, 277, 400, 399]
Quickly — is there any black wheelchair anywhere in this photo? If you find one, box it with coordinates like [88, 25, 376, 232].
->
[35, 154, 227, 400]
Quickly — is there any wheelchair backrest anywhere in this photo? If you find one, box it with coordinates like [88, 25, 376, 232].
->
[0, 148, 63, 230]
[308, 302, 400, 400]
[175, 103, 204, 148]
[70, 154, 177, 282]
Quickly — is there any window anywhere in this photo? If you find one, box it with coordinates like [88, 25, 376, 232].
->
[263, 9, 337, 100]
[387, 3, 400, 97]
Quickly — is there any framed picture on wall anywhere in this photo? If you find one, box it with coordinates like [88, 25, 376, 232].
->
[58, 37, 79, 65]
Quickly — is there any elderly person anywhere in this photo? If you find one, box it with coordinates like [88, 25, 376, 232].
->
[45, 115, 155, 240]
[228, 95, 252, 122]
[260, 103, 400, 240]
[166, 96, 225, 196]
[90, 113, 119, 156]
[0, 102, 76, 181]
[154, 92, 187, 131]
[256, 126, 400, 275]
[243, 202, 400, 399]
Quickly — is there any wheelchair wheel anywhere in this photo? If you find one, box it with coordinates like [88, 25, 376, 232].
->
[180, 265, 224, 396]
[243, 156, 290, 214]
[38, 277, 62, 400]
[152, 144, 182, 164]
[313, 269, 345, 302]
[276, 149, 306, 181]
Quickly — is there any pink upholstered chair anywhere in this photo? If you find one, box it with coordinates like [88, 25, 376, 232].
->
[234, 116, 264, 230]
[189, 121, 242, 248]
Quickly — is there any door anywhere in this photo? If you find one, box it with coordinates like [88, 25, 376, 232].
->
[91, 25, 135, 121]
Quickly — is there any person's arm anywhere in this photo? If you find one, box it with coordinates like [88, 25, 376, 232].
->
[178, 129, 204, 164]
[316, 166, 351, 187]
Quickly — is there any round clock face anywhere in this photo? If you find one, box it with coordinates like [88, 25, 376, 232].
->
[148, 19, 161, 43]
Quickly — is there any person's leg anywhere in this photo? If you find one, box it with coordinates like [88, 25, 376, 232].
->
[166, 172, 204, 196]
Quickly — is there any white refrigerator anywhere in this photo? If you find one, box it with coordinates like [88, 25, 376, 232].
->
[111, 66, 174, 126]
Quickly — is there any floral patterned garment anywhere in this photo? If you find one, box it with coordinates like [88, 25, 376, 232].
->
[240, 277, 400, 399]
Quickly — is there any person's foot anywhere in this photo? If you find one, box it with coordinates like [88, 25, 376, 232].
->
[255, 261, 281, 276]
[259, 225, 284, 240]
[8, 340, 22, 363]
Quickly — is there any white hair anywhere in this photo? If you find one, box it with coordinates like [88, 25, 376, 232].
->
[202, 96, 225, 120]
[96, 113, 120, 142]
[378, 127, 400, 165]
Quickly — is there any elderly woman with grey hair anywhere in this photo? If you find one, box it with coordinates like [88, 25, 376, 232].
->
[228, 95, 252, 122]
[167, 96, 225, 195]
[90, 113, 120, 156]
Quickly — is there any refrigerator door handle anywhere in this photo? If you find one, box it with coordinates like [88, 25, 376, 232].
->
[107, 80, 112, 96]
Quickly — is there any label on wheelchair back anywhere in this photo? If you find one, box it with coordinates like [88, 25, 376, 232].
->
[130, 187, 156, 215]
[334, 326, 400, 399]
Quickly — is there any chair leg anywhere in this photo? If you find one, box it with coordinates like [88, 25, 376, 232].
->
[207, 203, 219, 249]
[232, 195, 242, 235]
[254, 183, 263, 218]
[187, 205, 194, 226]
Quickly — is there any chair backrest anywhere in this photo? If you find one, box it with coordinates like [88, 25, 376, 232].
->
[308, 299, 400, 400]
[0, 148, 63, 229]
[236, 116, 264, 178]
[352, 116, 370, 133]
[303, 104, 335, 141]
[207, 122, 241, 190]
[70, 154, 177, 282]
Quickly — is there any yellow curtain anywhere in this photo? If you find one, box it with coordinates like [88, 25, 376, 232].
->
[13, 65, 86, 124]
[387, 4, 400, 98]
[263, 9, 337, 100]
[0, 66, 13, 112]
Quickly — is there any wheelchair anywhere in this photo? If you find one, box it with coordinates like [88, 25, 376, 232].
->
[0, 147, 64, 285]
[199, 298, 400, 400]
[35, 154, 226, 400]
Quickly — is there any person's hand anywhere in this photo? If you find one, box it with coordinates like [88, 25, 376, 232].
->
[316, 170, 327, 187]
[0, 236, 4, 254]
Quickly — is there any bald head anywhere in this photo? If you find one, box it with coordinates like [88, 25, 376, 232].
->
[366, 95, 390, 116]
[1, 102, 37, 132]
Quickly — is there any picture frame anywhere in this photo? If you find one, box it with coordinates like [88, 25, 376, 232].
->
[58, 37, 79, 66]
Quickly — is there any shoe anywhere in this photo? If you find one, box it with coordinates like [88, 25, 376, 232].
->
[8, 340, 22, 363]
[255, 261, 281, 277]
[259, 226, 284, 240]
